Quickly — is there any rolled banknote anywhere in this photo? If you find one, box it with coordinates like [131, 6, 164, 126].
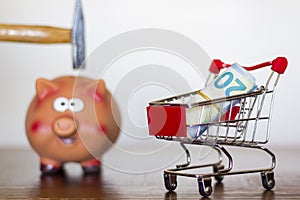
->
[185, 63, 257, 138]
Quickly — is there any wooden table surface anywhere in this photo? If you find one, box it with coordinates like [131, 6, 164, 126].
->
[0, 143, 299, 199]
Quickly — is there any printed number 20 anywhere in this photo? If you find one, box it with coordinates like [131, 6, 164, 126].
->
[214, 72, 246, 96]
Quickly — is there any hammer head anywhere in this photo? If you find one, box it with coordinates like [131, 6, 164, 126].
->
[72, 0, 85, 69]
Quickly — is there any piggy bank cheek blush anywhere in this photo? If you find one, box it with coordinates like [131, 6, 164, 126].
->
[30, 121, 52, 134]
[31, 121, 41, 133]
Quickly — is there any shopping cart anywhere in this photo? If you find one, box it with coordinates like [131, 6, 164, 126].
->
[146, 57, 288, 197]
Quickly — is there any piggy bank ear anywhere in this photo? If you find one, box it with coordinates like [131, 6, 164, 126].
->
[86, 79, 106, 101]
[36, 78, 58, 101]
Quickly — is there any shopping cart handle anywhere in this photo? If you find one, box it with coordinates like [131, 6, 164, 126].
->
[209, 57, 288, 74]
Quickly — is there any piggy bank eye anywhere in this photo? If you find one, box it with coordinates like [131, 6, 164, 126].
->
[69, 98, 84, 112]
[53, 97, 69, 112]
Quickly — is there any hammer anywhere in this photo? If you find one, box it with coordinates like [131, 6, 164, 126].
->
[0, 0, 85, 69]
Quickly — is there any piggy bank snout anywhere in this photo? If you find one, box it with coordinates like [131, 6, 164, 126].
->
[53, 117, 77, 137]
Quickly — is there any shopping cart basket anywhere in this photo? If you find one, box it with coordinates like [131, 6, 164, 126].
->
[146, 57, 288, 197]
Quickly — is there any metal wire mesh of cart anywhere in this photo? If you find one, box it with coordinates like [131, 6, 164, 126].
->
[152, 86, 274, 145]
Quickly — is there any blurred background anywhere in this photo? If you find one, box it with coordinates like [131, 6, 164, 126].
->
[0, 0, 298, 149]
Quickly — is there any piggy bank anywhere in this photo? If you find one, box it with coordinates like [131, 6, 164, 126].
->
[25, 76, 120, 174]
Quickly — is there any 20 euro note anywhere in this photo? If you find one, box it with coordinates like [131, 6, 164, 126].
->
[184, 63, 258, 138]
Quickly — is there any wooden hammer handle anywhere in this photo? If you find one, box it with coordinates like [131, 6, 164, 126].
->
[0, 24, 71, 44]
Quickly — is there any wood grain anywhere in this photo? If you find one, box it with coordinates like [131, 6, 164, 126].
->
[0, 24, 71, 44]
[0, 146, 299, 199]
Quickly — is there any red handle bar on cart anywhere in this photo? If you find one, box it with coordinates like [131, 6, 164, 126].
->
[209, 57, 288, 74]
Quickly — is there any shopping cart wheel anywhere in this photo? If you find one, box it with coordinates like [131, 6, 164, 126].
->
[164, 173, 177, 191]
[261, 171, 275, 190]
[198, 177, 212, 197]
[213, 164, 224, 182]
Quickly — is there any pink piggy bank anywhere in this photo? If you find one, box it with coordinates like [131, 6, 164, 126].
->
[25, 76, 120, 174]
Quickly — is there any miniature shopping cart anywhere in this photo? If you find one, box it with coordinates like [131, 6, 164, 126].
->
[146, 57, 288, 197]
